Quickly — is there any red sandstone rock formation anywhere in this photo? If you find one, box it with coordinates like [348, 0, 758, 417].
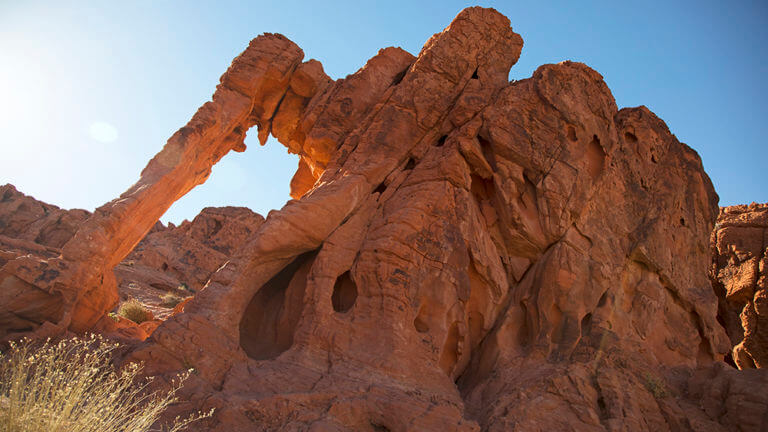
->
[116, 206, 264, 318]
[0, 184, 90, 251]
[711, 203, 768, 369]
[0, 185, 261, 330]
[1, 6, 767, 431]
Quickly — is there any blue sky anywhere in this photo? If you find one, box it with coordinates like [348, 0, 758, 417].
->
[1, 1, 766, 224]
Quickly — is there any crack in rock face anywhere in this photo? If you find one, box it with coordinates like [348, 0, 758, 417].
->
[1, 6, 767, 431]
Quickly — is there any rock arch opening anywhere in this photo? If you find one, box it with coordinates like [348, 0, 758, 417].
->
[159, 138, 299, 225]
[239, 250, 317, 360]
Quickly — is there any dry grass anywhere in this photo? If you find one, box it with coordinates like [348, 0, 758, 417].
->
[0, 335, 212, 432]
[643, 372, 668, 399]
[118, 299, 151, 324]
[160, 293, 185, 309]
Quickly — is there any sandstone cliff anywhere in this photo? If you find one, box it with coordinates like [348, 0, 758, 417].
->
[711, 203, 768, 370]
[1, 7, 767, 431]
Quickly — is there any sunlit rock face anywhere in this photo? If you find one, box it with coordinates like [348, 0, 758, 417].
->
[0, 185, 262, 333]
[711, 203, 768, 370]
[2, 6, 767, 431]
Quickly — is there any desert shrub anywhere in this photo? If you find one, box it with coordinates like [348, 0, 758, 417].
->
[643, 372, 668, 399]
[176, 283, 194, 294]
[0, 334, 213, 432]
[118, 299, 151, 324]
[160, 293, 185, 308]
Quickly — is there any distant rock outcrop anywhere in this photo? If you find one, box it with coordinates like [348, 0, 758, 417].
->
[0, 184, 262, 330]
[711, 203, 768, 369]
[1, 7, 767, 431]
[116, 207, 264, 319]
[0, 184, 90, 251]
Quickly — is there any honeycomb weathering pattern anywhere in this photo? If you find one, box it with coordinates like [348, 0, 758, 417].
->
[1, 7, 767, 431]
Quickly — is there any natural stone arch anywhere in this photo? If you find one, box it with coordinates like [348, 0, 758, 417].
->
[0, 33, 328, 336]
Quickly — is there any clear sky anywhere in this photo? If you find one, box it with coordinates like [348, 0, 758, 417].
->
[1, 0, 766, 224]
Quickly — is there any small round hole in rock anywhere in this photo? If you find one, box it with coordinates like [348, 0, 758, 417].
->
[414, 315, 429, 333]
[332, 271, 357, 313]
[436, 135, 447, 147]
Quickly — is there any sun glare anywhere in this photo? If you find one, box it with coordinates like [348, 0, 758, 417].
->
[88, 121, 119, 143]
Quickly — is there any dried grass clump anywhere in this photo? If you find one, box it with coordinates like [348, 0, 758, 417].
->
[118, 299, 151, 324]
[160, 293, 185, 308]
[0, 334, 213, 432]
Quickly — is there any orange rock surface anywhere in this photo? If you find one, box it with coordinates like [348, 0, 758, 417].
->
[711, 203, 768, 369]
[0, 185, 261, 333]
[1, 7, 767, 431]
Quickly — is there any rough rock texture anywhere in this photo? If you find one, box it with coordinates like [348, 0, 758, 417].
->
[117, 206, 264, 318]
[711, 203, 768, 369]
[0, 184, 261, 327]
[2, 7, 767, 431]
[0, 31, 308, 336]
[0, 184, 90, 250]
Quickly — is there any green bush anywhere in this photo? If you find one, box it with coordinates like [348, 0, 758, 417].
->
[0, 335, 213, 432]
[118, 299, 151, 324]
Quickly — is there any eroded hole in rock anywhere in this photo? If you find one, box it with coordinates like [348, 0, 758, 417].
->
[567, 125, 578, 142]
[161, 262, 168, 271]
[651, 154, 658, 164]
[404, 158, 416, 170]
[680, 217, 686, 226]
[414, 306, 430, 333]
[471, 68, 479, 79]
[332, 271, 358, 313]
[436, 135, 447, 147]
[374, 182, 387, 195]
[586, 135, 606, 181]
[624, 131, 638, 142]
[239, 250, 317, 360]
